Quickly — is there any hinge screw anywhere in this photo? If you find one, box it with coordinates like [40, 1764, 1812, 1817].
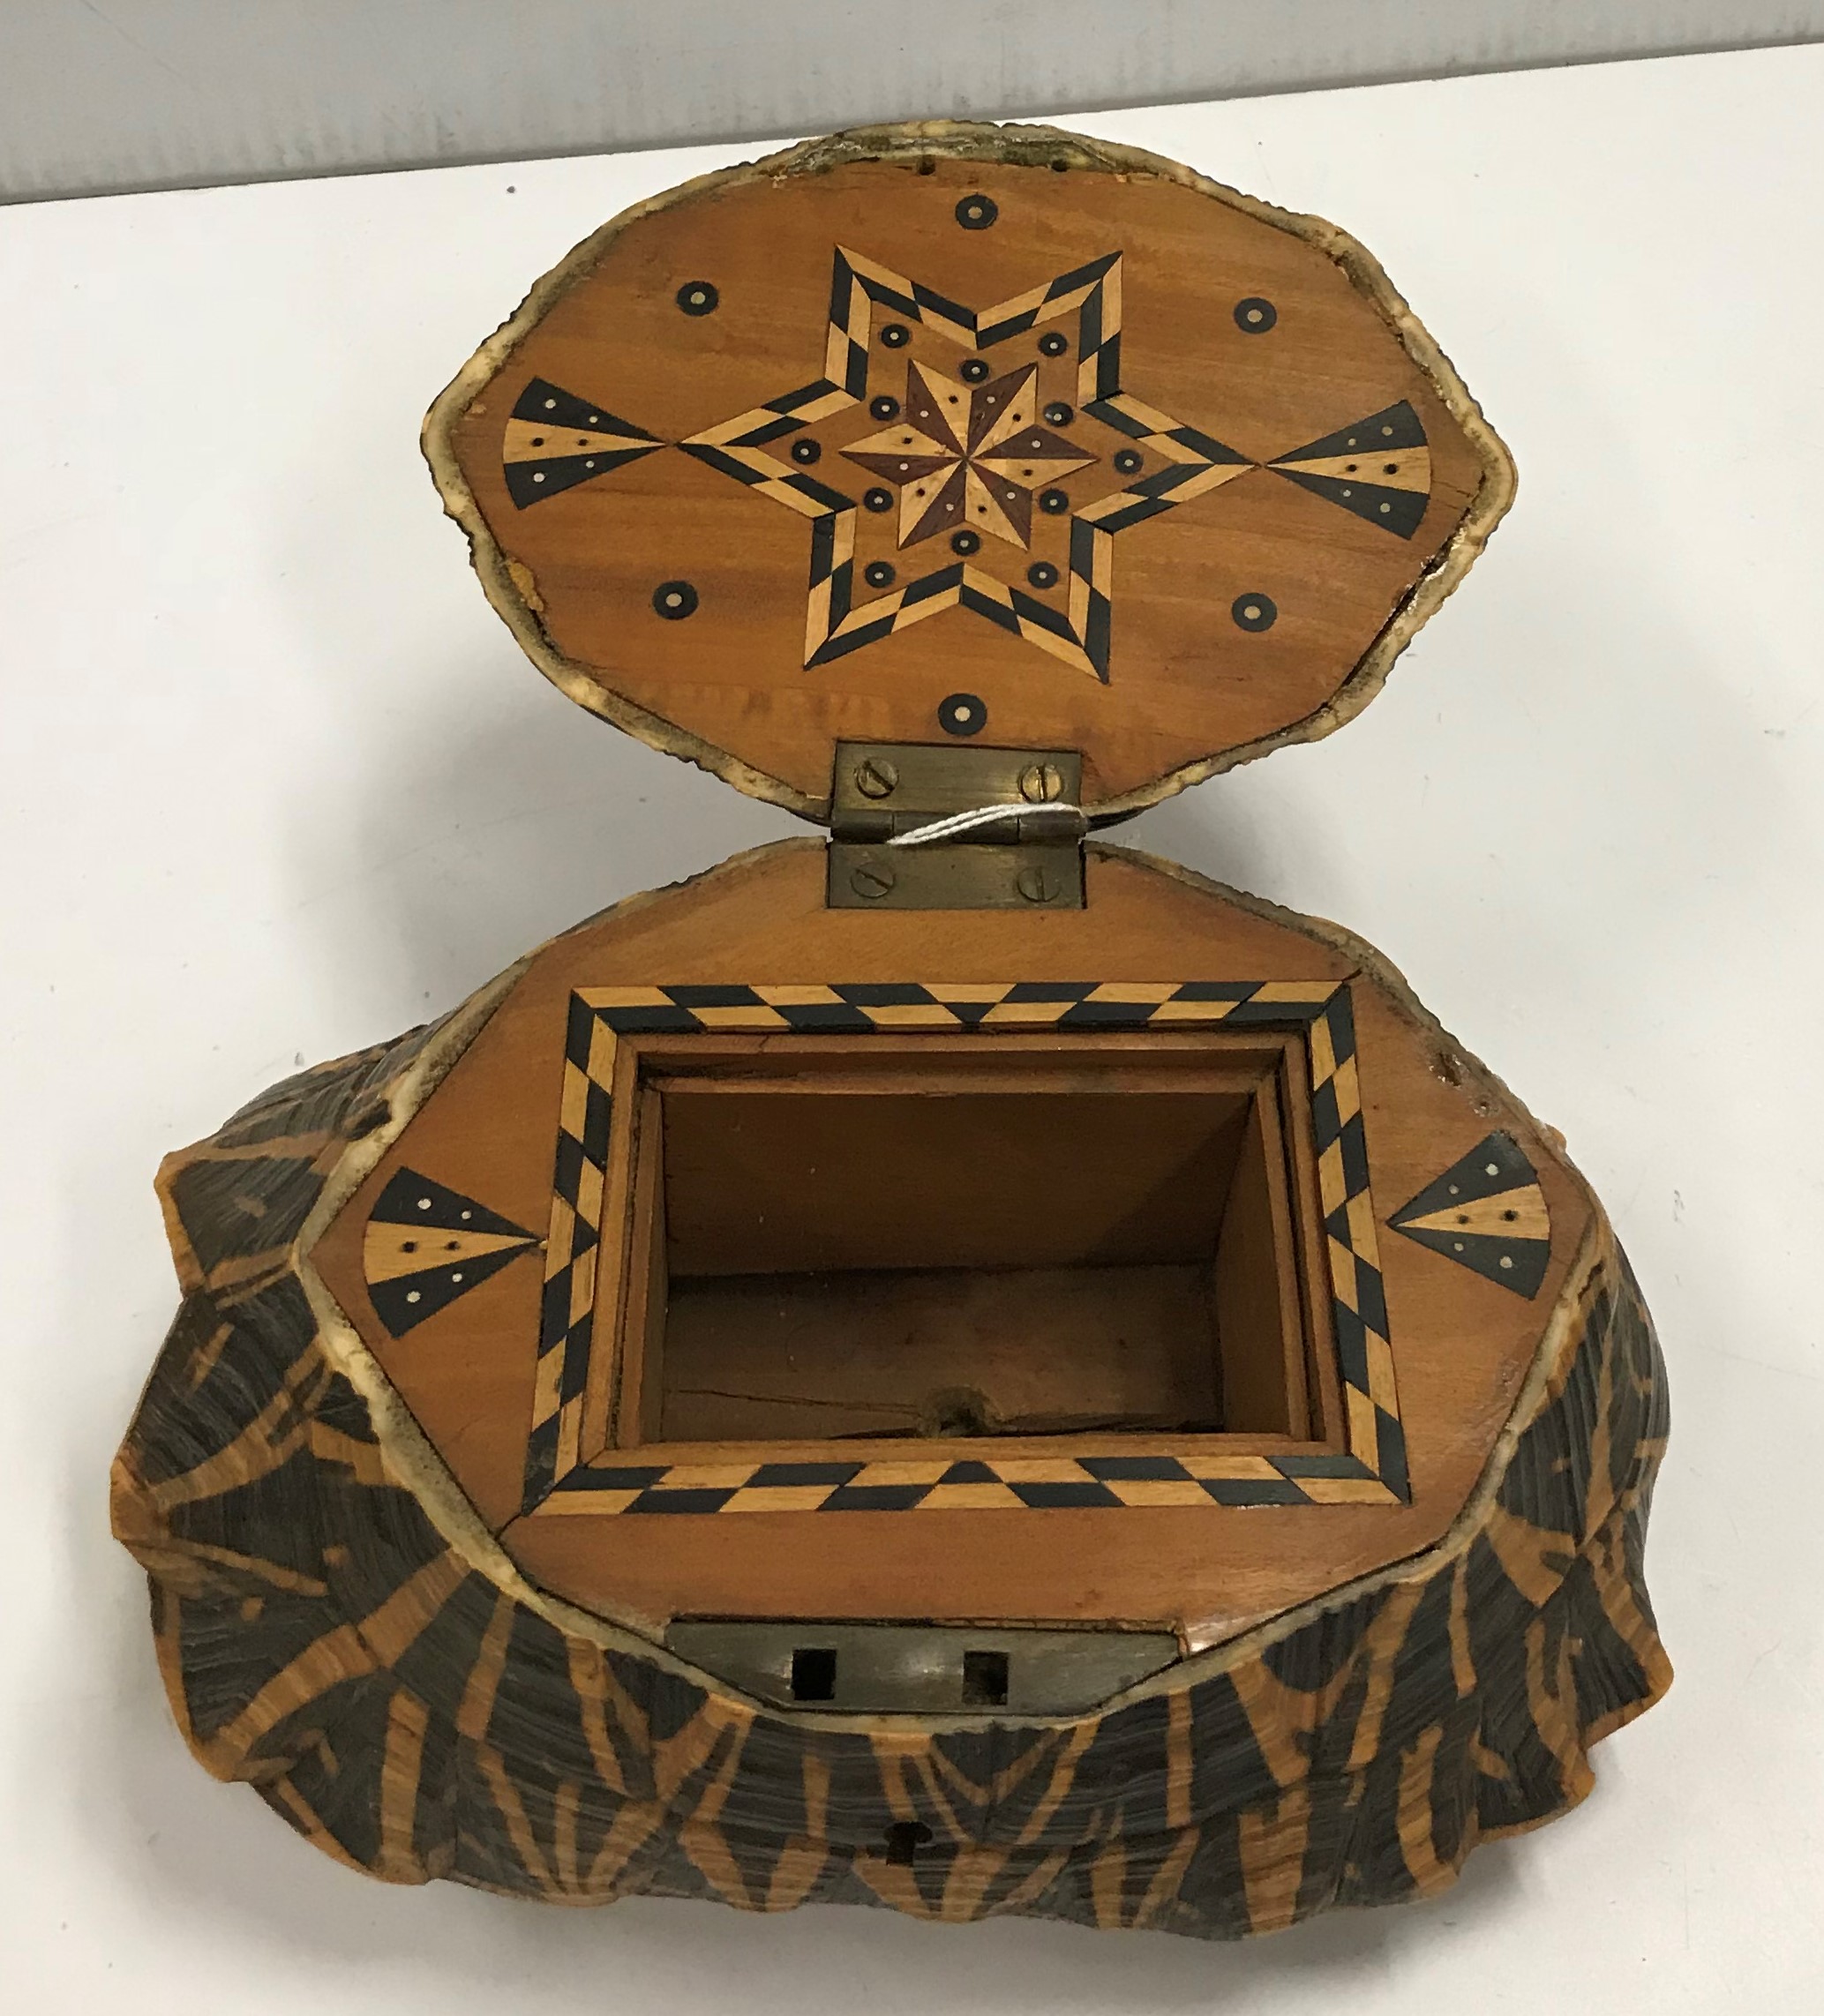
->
[1017, 762, 1064, 803]
[1016, 865, 1061, 903]
[849, 861, 897, 900]
[853, 758, 899, 798]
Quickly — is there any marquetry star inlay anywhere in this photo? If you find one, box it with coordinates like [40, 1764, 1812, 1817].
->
[501, 244, 1439, 684]
[843, 360, 1096, 550]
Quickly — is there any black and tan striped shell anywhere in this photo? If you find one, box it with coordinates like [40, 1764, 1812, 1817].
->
[113, 1023, 1670, 1934]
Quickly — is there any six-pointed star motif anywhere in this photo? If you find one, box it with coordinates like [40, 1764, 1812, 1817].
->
[636, 244, 1434, 679]
[843, 360, 1095, 550]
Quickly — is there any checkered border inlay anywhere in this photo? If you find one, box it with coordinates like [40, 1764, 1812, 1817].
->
[522, 981, 1408, 1513]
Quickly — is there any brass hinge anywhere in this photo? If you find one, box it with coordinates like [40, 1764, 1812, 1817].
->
[827, 741, 1086, 911]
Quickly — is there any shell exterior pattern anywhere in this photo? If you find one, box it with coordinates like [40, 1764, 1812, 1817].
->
[113, 1023, 1670, 1931]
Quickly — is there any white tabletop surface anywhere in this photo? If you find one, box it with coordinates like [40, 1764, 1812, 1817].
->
[4, 41, 1820, 2014]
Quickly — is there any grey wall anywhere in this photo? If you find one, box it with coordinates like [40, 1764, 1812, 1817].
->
[4, 0, 1823, 202]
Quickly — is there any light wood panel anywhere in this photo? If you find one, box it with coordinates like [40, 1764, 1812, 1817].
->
[309, 842, 1594, 1645]
[426, 124, 1513, 816]
[658, 1263, 1227, 1443]
[1212, 1088, 1307, 1435]
[660, 1082, 1253, 1277]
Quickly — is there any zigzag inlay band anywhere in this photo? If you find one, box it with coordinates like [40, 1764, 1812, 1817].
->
[520, 980, 1407, 1514]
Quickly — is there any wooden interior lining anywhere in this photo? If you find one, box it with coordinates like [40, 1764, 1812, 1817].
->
[1274, 1033, 1343, 1444]
[579, 1034, 648, 1452]
[660, 1083, 1254, 1277]
[585, 1033, 1331, 1454]
[1213, 1090, 1304, 1435]
[657, 1263, 1227, 1443]
[612, 1085, 669, 1444]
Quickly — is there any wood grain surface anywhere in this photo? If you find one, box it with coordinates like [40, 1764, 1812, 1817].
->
[426, 123, 1514, 818]
[306, 843, 1594, 1646]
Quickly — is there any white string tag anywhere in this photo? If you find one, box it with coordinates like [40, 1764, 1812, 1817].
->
[885, 802, 1085, 849]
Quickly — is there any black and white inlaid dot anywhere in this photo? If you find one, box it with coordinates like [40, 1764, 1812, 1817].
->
[960, 357, 990, 384]
[955, 193, 998, 230]
[1234, 296, 1277, 333]
[652, 580, 698, 620]
[791, 438, 822, 464]
[864, 487, 893, 513]
[938, 692, 987, 736]
[1039, 330, 1069, 357]
[1039, 489, 1070, 515]
[864, 561, 897, 588]
[1231, 592, 1278, 633]
[869, 394, 900, 420]
[1042, 401, 1073, 426]
[950, 529, 981, 556]
[676, 281, 718, 316]
[1114, 448, 1144, 475]
[1027, 561, 1059, 589]
[880, 322, 911, 348]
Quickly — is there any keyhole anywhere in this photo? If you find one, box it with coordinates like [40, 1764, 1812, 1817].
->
[882, 1820, 933, 1866]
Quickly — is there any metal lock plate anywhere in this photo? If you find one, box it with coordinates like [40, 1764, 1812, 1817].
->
[666, 1619, 1180, 1717]
[827, 740, 1086, 911]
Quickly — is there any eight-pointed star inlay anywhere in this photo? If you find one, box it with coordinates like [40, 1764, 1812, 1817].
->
[843, 360, 1096, 550]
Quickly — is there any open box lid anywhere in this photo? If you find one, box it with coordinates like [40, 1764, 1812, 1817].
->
[424, 122, 1514, 821]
